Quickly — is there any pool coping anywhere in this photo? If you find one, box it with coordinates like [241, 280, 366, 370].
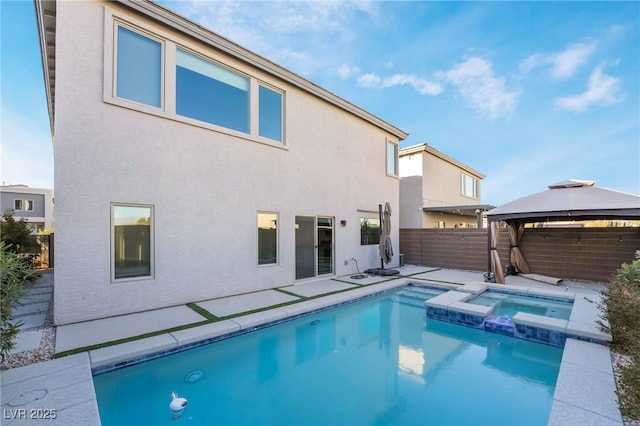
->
[423, 281, 612, 347]
[0, 276, 623, 425]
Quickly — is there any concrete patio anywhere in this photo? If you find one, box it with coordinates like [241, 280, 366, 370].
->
[0, 267, 623, 425]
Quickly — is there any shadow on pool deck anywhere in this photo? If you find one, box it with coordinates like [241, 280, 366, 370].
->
[0, 266, 623, 425]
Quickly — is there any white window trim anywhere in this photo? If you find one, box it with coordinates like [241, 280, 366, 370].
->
[103, 8, 287, 151]
[461, 173, 479, 200]
[25, 200, 34, 211]
[109, 19, 166, 112]
[257, 211, 279, 267]
[386, 139, 399, 178]
[14, 199, 24, 211]
[257, 81, 286, 144]
[110, 202, 155, 283]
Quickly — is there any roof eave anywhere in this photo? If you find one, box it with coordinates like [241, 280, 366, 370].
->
[487, 209, 640, 222]
[34, 0, 56, 140]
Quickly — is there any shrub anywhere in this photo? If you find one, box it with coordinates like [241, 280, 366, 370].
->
[598, 250, 640, 352]
[0, 241, 37, 363]
[0, 210, 36, 253]
[598, 250, 640, 419]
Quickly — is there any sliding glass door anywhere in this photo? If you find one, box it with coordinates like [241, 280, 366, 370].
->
[295, 216, 334, 280]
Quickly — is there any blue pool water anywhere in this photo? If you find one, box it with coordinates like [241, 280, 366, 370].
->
[94, 288, 563, 425]
[468, 291, 573, 320]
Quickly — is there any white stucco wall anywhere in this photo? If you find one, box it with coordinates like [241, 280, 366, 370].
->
[52, 1, 402, 324]
[399, 147, 484, 229]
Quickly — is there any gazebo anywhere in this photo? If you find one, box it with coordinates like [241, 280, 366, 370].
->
[485, 180, 640, 284]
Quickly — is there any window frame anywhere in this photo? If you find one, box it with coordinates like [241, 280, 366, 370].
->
[175, 47, 251, 134]
[386, 140, 399, 177]
[111, 203, 155, 283]
[360, 217, 381, 246]
[13, 199, 24, 211]
[25, 200, 34, 211]
[257, 211, 279, 266]
[461, 173, 478, 199]
[258, 83, 285, 143]
[113, 21, 164, 110]
[104, 10, 287, 150]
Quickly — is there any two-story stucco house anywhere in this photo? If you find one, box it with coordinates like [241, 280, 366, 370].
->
[35, 0, 407, 325]
[399, 143, 492, 229]
[0, 185, 54, 232]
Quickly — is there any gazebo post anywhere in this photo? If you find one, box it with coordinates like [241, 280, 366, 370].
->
[487, 219, 492, 273]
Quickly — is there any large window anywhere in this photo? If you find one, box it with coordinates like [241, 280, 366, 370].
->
[112, 204, 154, 281]
[116, 25, 162, 108]
[461, 174, 478, 198]
[386, 141, 398, 176]
[360, 218, 380, 245]
[176, 49, 249, 133]
[109, 17, 287, 145]
[259, 85, 283, 142]
[257, 212, 278, 265]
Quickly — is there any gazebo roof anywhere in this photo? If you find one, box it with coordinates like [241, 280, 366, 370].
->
[486, 180, 640, 222]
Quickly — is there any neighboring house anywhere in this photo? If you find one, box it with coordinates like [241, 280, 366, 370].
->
[399, 143, 492, 229]
[0, 185, 54, 232]
[35, 0, 408, 325]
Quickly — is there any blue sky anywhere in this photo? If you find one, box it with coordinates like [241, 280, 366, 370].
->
[1, 1, 638, 206]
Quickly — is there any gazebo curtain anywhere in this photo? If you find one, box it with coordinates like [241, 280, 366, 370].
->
[490, 221, 505, 284]
[507, 222, 531, 274]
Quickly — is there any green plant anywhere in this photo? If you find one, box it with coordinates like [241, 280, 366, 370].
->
[598, 250, 640, 420]
[0, 241, 36, 362]
[0, 210, 36, 253]
[619, 350, 640, 419]
[598, 251, 640, 351]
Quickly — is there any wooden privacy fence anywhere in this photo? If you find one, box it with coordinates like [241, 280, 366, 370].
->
[399, 227, 639, 283]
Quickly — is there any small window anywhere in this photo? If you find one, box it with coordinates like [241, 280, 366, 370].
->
[14, 200, 23, 211]
[360, 218, 380, 245]
[257, 212, 278, 265]
[176, 49, 249, 133]
[115, 25, 162, 107]
[461, 174, 478, 198]
[259, 85, 283, 142]
[112, 204, 154, 280]
[386, 141, 398, 176]
[25, 200, 34, 211]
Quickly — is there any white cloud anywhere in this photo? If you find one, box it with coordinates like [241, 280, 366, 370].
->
[337, 63, 361, 80]
[160, 1, 380, 77]
[439, 57, 518, 119]
[356, 73, 442, 96]
[357, 73, 382, 88]
[520, 42, 595, 79]
[555, 64, 623, 112]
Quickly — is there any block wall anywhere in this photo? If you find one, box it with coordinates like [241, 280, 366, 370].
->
[400, 227, 639, 282]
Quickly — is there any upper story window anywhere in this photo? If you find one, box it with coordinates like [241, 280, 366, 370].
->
[12, 199, 33, 212]
[107, 14, 286, 147]
[115, 25, 162, 108]
[386, 140, 398, 176]
[259, 85, 283, 142]
[176, 49, 249, 133]
[461, 173, 478, 199]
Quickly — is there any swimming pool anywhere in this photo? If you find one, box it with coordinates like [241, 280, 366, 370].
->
[93, 288, 563, 425]
[467, 290, 573, 320]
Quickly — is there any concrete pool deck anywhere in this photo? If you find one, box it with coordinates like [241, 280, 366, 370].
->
[0, 266, 623, 425]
